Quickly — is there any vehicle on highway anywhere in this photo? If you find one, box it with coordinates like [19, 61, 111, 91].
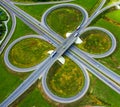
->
[51, 51, 57, 57]
[76, 25, 81, 30]
[74, 32, 79, 37]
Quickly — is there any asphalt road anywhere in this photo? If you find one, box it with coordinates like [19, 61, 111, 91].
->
[13, 0, 74, 5]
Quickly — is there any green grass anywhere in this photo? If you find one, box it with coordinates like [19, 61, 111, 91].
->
[13, 0, 61, 2]
[76, 30, 112, 54]
[47, 56, 85, 98]
[9, 38, 55, 68]
[106, 10, 120, 23]
[0, 55, 23, 102]
[72, 0, 101, 15]
[17, 4, 53, 21]
[7, 13, 12, 33]
[18, 88, 52, 107]
[63, 74, 120, 107]
[47, 7, 83, 38]
[9, 18, 36, 42]
[90, 76, 120, 107]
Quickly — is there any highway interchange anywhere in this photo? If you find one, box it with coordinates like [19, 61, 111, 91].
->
[0, 0, 120, 106]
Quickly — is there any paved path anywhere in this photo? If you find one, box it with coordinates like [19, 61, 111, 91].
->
[12, 0, 74, 5]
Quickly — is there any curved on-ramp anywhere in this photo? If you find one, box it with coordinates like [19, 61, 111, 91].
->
[4, 35, 51, 72]
[12, 0, 74, 5]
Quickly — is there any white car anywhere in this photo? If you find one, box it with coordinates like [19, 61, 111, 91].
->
[76, 25, 81, 30]
[74, 33, 79, 37]
[51, 51, 57, 57]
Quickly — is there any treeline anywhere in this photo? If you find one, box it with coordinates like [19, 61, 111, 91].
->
[0, 10, 7, 38]
[33, 0, 60, 1]
[0, 21, 6, 38]
[14, 0, 61, 2]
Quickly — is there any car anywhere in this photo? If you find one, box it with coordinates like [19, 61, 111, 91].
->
[96, 64, 100, 67]
[74, 33, 79, 37]
[76, 25, 81, 30]
[51, 51, 57, 57]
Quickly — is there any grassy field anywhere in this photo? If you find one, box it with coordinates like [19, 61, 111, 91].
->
[76, 30, 112, 54]
[17, 4, 53, 21]
[106, 9, 120, 23]
[18, 87, 52, 107]
[72, 0, 101, 15]
[46, 7, 83, 38]
[13, 0, 61, 2]
[9, 38, 55, 68]
[0, 55, 23, 102]
[47, 56, 85, 98]
[62, 73, 120, 107]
